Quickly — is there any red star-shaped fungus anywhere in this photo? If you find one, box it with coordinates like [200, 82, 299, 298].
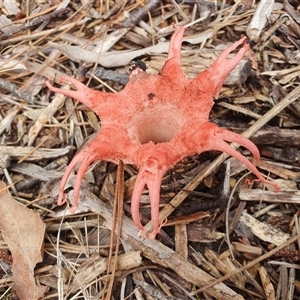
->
[46, 27, 279, 239]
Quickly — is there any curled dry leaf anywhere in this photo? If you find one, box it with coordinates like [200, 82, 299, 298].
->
[0, 181, 46, 300]
[48, 41, 170, 68]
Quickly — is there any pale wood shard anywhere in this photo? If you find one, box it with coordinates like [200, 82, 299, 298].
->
[0, 15, 18, 34]
[175, 223, 188, 259]
[3, 0, 21, 15]
[258, 266, 276, 300]
[187, 223, 225, 243]
[239, 210, 290, 246]
[0, 106, 21, 135]
[9, 162, 64, 180]
[0, 145, 72, 161]
[68, 251, 142, 292]
[232, 242, 263, 255]
[204, 248, 245, 289]
[246, 0, 274, 41]
[239, 189, 300, 204]
[0, 57, 27, 72]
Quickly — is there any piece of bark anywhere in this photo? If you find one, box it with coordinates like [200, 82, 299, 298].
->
[121, 0, 161, 27]
[261, 146, 300, 163]
[232, 242, 263, 255]
[3, 0, 20, 15]
[187, 223, 225, 243]
[0, 8, 70, 41]
[0, 15, 18, 34]
[277, 265, 288, 299]
[287, 268, 296, 299]
[0, 79, 34, 103]
[257, 160, 300, 181]
[15, 156, 67, 191]
[133, 279, 175, 300]
[284, 0, 300, 24]
[86, 67, 129, 85]
[175, 224, 188, 259]
[0, 106, 21, 135]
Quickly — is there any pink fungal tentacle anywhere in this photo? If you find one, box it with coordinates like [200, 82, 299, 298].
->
[194, 37, 251, 99]
[161, 27, 186, 77]
[210, 37, 249, 75]
[57, 142, 105, 213]
[71, 155, 95, 213]
[198, 124, 280, 191]
[46, 77, 105, 114]
[131, 157, 169, 239]
[213, 37, 249, 68]
[58, 128, 139, 213]
[211, 139, 279, 191]
[146, 170, 166, 239]
[187, 122, 279, 191]
[167, 26, 186, 61]
[215, 127, 261, 165]
[131, 173, 147, 236]
[57, 155, 82, 207]
[58, 152, 92, 213]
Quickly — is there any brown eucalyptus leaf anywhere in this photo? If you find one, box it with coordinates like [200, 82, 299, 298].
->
[0, 181, 46, 300]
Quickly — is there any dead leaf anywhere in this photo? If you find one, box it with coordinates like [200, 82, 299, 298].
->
[48, 41, 170, 67]
[0, 181, 46, 300]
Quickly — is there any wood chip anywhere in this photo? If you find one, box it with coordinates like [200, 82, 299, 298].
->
[239, 210, 290, 246]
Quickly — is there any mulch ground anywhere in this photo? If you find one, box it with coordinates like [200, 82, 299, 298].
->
[0, 0, 300, 299]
